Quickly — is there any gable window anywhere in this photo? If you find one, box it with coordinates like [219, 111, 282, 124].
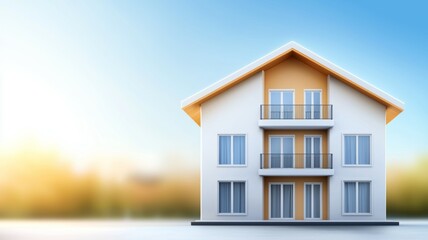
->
[219, 181, 246, 214]
[344, 135, 371, 165]
[304, 90, 322, 119]
[269, 90, 294, 119]
[343, 181, 371, 214]
[219, 135, 246, 165]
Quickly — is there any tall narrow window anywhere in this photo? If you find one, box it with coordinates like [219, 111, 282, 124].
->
[304, 90, 322, 119]
[344, 135, 371, 165]
[344, 182, 356, 213]
[219, 135, 246, 165]
[219, 181, 246, 214]
[305, 183, 321, 219]
[344, 181, 371, 214]
[219, 136, 231, 165]
[305, 136, 322, 168]
[219, 182, 231, 213]
[358, 136, 370, 165]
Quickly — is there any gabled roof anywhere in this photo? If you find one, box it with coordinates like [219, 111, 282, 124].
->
[181, 41, 404, 125]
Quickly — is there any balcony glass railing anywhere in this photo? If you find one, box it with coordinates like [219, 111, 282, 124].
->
[260, 105, 333, 120]
[259, 153, 333, 169]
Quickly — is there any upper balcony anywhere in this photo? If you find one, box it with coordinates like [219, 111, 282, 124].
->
[258, 153, 334, 176]
[258, 104, 334, 129]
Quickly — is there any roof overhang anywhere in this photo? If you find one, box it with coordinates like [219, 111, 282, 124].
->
[181, 41, 404, 126]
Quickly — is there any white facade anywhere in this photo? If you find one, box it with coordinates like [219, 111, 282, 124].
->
[328, 75, 387, 220]
[200, 72, 264, 220]
[183, 42, 403, 222]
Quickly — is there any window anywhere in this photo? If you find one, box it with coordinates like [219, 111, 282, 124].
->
[305, 136, 322, 168]
[344, 135, 371, 165]
[269, 136, 294, 168]
[219, 181, 246, 214]
[344, 181, 371, 214]
[219, 135, 245, 165]
[269, 90, 294, 119]
[270, 183, 294, 219]
[305, 183, 322, 219]
[304, 90, 322, 119]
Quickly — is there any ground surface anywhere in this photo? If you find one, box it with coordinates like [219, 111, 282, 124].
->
[0, 219, 426, 240]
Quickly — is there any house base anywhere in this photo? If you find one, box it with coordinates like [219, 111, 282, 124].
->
[191, 220, 399, 226]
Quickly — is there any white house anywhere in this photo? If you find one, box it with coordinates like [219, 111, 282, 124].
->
[181, 42, 403, 223]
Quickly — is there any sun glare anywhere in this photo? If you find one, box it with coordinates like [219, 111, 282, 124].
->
[0, 66, 94, 160]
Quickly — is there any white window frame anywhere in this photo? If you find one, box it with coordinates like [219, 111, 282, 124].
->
[268, 135, 295, 168]
[303, 182, 323, 220]
[341, 180, 372, 216]
[217, 180, 247, 215]
[304, 89, 323, 119]
[268, 182, 295, 220]
[342, 134, 372, 167]
[303, 135, 323, 169]
[268, 89, 295, 119]
[217, 134, 247, 167]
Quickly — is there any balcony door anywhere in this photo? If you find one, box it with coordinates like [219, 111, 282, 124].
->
[270, 183, 294, 219]
[304, 136, 322, 168]
[269, 90, 294, 119]
[304, 183, 322, 219]
[270, 136, 294, 168]
[304, 90, 322, 119]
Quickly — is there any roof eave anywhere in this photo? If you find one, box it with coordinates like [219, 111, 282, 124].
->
[181, 42, 404, 125]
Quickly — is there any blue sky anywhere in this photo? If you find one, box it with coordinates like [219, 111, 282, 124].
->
[0, 0, 427, 169]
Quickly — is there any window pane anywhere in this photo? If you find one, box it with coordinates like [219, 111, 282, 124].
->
[313, 91, 321, 119]
[344, 182, 356, 213]
[344, 136, 357, 165]
[305, 91, 312, 119]
[270, 92, 281, 119]
[305, 185, 312, 218]
[283, 185, 293, 218]
[313, 137, 321, 168]
[283, 91, 293, 119]
[233, 136, 245, 165]
[313, 185, 321, 218]
[270, 138, 281, 168]
[233, 182, 245, 213]
[219, 136, 231, 165]
[271, 185, 281, 218]
[219, 182, 231, 213]
[358, 182, 371, 213]
[283, 137, 294, 168]
[358, 136, 371, 165]
[305, 137, 312, 168]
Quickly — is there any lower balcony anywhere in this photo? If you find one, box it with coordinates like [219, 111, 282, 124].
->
[258, 153, 334, 176]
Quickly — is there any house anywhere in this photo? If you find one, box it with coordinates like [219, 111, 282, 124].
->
[181, 42, 403, 223]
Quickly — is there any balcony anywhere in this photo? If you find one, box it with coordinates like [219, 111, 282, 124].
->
[258, 153, 334, 176]
[258, 105, 334, 129]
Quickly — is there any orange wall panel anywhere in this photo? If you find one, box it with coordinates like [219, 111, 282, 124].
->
[264, 57, 328, 105]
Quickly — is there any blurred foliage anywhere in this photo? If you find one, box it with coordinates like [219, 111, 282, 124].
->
[387, 156, 428, 217]
[1, 145, 427, 218]
[0, 146, 199, 218]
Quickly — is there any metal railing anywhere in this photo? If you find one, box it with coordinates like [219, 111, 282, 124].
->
[260, 153, 333, 169]
[260, 104, 333, 120]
